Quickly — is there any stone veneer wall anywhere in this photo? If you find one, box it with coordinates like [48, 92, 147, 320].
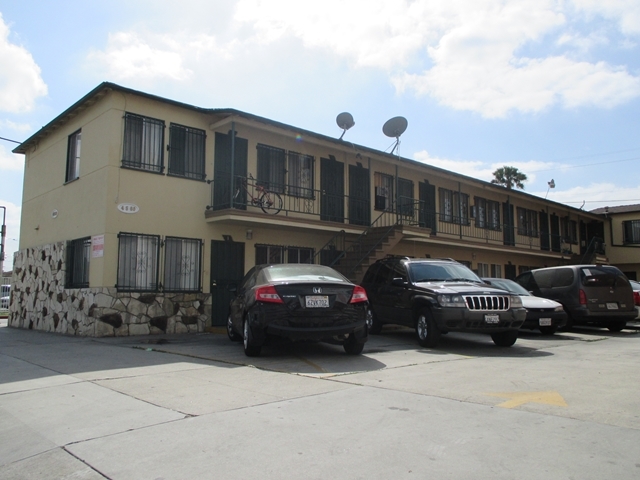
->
[8, 243, 212, 336]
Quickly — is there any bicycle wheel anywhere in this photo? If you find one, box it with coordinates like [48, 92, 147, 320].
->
[259, 191, 283, 214]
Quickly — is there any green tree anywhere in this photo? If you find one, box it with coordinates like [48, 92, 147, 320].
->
[491, 166, 527, 190]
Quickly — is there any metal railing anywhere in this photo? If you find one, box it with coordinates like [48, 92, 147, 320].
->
[208, 175, 596, 256]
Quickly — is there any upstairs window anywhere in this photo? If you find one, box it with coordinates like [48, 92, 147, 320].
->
[163, 237, 202, 292]
[65, 237, 90, 288]
[374, 173, 394, 210]
[561, 217, 578, 244]
[397, 178, 414, 216]
[257, 144, 286, 193]
[168, 124, 206, 180]
[287, 151, 314, 198]
[440, 188, 469, 224]
[474, 197, 500, 230]
[517, 207, 539, 237]
[122, 113, 165, 173]
[623, 220, 640, 244]
[66, 130, 81, 183]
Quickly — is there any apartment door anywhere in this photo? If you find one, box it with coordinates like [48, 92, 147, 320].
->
[550, 214, 560, 252]
[540, 211, 550, 251]
[419, 180, 437, 232]
[321, 156, 345, 222]
[349, 164, 370, 226]
[210, 240, 245, 326]
[503, 202, 515, 246]
[212, 131, 248, 210]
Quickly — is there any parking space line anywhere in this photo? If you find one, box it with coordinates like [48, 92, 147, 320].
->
[485, 391, 568, 408]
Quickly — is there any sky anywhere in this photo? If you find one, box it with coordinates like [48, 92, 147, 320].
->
[1, 0, 640, 270]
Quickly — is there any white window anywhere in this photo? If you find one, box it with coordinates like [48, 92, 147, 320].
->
[66, 130, 81, 182]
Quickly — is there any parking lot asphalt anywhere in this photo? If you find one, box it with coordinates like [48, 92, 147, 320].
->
[1, 317, 639, 479]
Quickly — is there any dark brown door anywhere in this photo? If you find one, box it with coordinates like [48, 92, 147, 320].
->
[210, 240, 245, 326]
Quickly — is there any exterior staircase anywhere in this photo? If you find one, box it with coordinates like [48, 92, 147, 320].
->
[331, 225, 404, 283]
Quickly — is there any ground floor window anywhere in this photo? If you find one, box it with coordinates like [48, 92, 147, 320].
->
[66, 237, 91, 288]
[256, 244, 314, 265]
[117, 233, 203, 292]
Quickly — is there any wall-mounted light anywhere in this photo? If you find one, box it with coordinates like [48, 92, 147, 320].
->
[246, 229, 253, 240]
[545, 179, 555, 199]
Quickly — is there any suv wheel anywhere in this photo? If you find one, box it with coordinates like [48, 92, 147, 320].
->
[343, 334, 365, 355]
[491, 330, 518, 347]
[415, 308, 440, 348]
[366, 308, 383, 335]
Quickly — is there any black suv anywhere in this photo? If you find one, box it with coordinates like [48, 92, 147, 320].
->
[361, 257, 526, 347]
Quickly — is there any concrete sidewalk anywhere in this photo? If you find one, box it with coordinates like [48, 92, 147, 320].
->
[1, 319, 640, 479]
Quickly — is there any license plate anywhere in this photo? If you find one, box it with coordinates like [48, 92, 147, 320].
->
[306, 295, 329, 308]
[539, 318, 552, 326]
[606, 303, 619, 310]
[484, 314, 500, 324]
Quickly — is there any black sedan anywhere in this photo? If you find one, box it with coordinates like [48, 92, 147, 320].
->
[482, 277, 567, 334]
[227, 264, 369, 357]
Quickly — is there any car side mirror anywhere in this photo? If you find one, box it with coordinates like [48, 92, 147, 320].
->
[391, 277, 407, 286]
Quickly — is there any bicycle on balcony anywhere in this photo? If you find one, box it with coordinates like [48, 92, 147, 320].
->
[234, 174, 283, 215]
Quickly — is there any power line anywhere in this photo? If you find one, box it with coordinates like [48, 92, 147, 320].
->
[0, 136, 21, 144]
[527, 155, 640, 174]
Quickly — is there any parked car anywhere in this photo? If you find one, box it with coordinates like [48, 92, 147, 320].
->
[514, 265, 636, 332]
[227, 264, 368, 357]
[482, 277, 567, 335]
[360, 256, 526, 348]
[629, 279, 640, 320]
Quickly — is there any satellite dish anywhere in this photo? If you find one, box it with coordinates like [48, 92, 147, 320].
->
[382, 116, 408, 154]
[336, 112, 355, 140]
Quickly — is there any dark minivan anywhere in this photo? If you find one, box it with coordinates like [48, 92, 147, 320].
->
[514, 265, 636, 332]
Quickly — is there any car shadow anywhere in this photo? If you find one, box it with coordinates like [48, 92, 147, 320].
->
[372, 326, 554, 358]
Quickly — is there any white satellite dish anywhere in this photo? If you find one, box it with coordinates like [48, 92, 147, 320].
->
[336, 112, 355, 140]
[382, 116, 408, 154]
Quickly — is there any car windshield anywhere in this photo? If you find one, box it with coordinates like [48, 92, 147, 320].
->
[485, 278, 530, 296]
[409, 263, 482, 283]
[263, 264, 348, 283]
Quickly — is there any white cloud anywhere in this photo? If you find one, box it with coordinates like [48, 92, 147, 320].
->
[0, 119, 32, 134]
[84, 0, 640, 117]
[414, 150, 559, 186]
[571, 0, 640, 36]
[0, 13, 47, 113]
[0, 144, 24, 172]
[538, 183, 640, 210]
[86, 32, 193, 82]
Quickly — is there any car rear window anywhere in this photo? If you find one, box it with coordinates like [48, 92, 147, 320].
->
[531, 268, 574, 288]
[263, 265, 348, 283]
[580, 267, 629, 287]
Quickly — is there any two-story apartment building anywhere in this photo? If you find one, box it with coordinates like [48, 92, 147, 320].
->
[9, 82, 606, 336]
[591, 204, 640, 280]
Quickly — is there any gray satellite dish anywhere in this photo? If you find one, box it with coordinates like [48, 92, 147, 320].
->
[336, 112, 355, 140]
[382, 116, 408, 154]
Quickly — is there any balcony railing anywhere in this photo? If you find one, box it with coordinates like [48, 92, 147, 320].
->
[207, 174, 593, 255]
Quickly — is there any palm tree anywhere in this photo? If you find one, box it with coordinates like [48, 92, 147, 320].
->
[491, 166, 527, 190]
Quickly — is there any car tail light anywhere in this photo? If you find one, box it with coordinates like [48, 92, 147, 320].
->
[255, 285, 283, 304]
[633, 291, 640, 306]
[579, 289, 587, 305]
[350, 285, 368, 304]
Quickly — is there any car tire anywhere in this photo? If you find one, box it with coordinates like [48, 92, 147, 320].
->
[243, 315, 261, 357]
[227, 314, 242, 342]
[343, 335, 365, 355]
[415, 308, 440, 348]
[539, 325, 558, 335]
[607, 321, 626, 333]
[491, 330, 518, 347]
[366, 308, 383, 335]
